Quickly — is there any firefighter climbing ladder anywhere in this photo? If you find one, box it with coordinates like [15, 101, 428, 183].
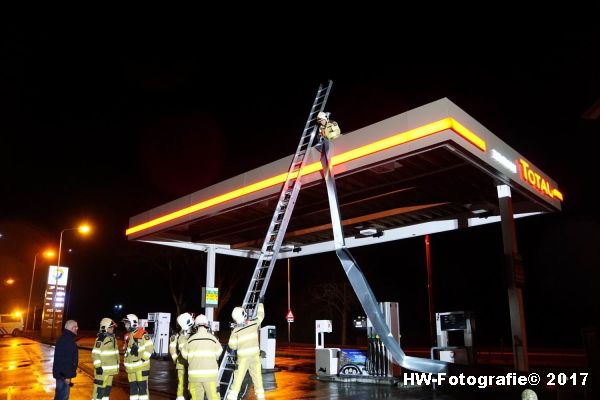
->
[217, 80, 333, 398]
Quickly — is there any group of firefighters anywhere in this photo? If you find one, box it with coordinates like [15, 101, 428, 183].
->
[90, 300, 265, 400]
[89, 111, 339, 400]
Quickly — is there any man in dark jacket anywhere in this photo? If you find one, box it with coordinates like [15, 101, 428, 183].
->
[53, 319, 79, 400]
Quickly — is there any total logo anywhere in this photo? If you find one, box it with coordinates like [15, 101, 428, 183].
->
[518, 159, 563, 201]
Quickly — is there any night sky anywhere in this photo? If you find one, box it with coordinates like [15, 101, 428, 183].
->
[1, 19, 599, 349]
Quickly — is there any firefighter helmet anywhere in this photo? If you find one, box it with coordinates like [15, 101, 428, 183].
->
[176, 312, 194, 331]
[99, 317, 116, 333]
[122, 314, 139, 332]
[231, 307, 247, 324]
[195, 314, 209, 327]
[317, 111, 328, 121]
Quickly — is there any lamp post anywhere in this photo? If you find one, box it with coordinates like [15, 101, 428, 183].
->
[50, 224, 91, 339]
[26, 250, 55, 332]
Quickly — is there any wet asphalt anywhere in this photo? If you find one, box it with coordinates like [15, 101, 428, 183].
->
[0, 336, 589, 399]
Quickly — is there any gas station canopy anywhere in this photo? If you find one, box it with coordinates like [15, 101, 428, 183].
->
[127, 98, 562, 257]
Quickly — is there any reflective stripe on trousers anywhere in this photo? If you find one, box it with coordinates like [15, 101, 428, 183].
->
[226, 355, 264, 400]
[176, 368, 186, 398]
[92, 374, 114, 400]
[189, 381, 219, 400]
[127, 369, 149, 400]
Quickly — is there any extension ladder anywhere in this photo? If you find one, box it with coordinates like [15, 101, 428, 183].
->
[218, 80, 333, 399]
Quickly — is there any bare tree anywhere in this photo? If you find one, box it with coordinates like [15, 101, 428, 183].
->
[213, 264, 245, 322]
[128, 243, 204, 317]
[127, 243, 252, 325]
[309, 282, 358, 345]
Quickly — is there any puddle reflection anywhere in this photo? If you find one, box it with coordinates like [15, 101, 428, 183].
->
[257, 369, 520, 399]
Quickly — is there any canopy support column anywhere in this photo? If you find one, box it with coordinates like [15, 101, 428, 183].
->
[497, 184, 529, 372]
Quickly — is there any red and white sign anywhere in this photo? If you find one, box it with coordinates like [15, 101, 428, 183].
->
[286, 309, 295, 323]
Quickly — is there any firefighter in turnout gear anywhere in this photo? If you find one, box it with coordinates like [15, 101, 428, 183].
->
[316, 111, 341, 140]
[91, 318, 120, 400]
[182, 314, 222, 400]
[122, 314, 154, 400]
[169, 313, 193, 400]
[226, 301, 265, 400]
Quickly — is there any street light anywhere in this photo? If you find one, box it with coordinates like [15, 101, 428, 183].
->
[4, 278, 15, 285]
[50, 224, 91, 339]
[57, 225, 91, 275]
[26, 249, 55, 332]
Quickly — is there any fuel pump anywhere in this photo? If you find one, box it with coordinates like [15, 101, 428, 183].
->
[431, 311, 475, 365]
[315, 320, 339, 375]
[259, 325, 276, 370]
[365, 302, 400, 377]
[315, 303, 401, 378]
[147, 312, 171, 358]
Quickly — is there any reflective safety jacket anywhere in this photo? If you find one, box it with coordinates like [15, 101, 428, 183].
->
[228, 303, 264, 358]
[182, 327, 222, 383]
[92, 332, 120, 376]
[169, 332, 189, 370]
[123, 328, 154, 373]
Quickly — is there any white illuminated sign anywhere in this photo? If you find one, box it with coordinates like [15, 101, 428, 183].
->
[491, 149, 517, 174]
[47, 266, 69, 286]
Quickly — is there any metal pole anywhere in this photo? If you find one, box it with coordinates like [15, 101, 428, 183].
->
[51, 230, 66, 340]
[33, 305, 37, 332]
[497, 184, 529, 372]
[319, 139, 345, 250]
[287, 258, 291, 343]
[425, 235, 436, 346]
[206, 245, 216, 324]
[65, 272, 73, 320]
[26, 253, 39, 332]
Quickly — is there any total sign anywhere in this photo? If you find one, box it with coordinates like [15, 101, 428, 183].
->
[490, 148, 563, 203]
[518, 159, 563, 201]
